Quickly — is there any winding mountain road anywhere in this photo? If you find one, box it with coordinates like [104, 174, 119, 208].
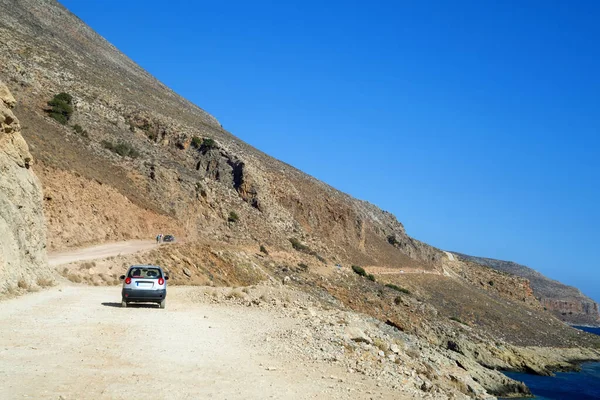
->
[48, 240, 159, 266]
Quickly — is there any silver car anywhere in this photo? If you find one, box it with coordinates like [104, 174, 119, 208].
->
[119, 265, 168, 309]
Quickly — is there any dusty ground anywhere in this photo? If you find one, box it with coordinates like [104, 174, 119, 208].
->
[0, 285, 403, 400]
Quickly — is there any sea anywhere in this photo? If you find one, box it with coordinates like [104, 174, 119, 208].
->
[502, 326, 600, 400]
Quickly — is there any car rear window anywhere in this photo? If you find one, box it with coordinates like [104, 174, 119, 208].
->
[128, 267, 162, 279]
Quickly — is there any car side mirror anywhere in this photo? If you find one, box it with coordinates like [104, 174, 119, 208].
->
[119, 275, 125, 280]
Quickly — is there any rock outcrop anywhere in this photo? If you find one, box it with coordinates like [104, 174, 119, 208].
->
[0, 80, 50, 292]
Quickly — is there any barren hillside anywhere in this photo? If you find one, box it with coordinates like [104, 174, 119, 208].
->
[453, 253, 600, 326]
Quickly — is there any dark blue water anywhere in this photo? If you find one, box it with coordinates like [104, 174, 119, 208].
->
[574, 326, 600, 336]
[502, 327, 600, 400]
[504, 363, 600, 400]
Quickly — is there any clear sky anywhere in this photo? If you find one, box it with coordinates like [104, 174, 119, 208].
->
[59, 1, 600, 303]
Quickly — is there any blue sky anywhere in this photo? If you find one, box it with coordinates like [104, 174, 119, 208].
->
[59, 1, 600, 303]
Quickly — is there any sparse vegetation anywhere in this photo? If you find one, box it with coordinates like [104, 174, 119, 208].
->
[488, 280, 494, 286]
[352, 265, 367, 277]
[367, 274, 376, 282]
[228, 211, 239, 223]
[101, 140, 140, 158]
[17, 279, 29, 290]
[450, 316, 467, 325]
[288, 238, 325, 263]
[260, 245, 269, 255]
[71, 124, 89, 138]
[387, 234, 399, 246]
[46, 92, 73, 124]
[37, 277, 54, 287]
[373, 338, 388, 352]
[67, 274, 83, 283]
[201, 138, 217, 149]
[297, 263, 309, 271]
[385, 283, 411, 294]
[191, 136, 203, 148]
[191, 137, 218, 150]
[195, 182, 207, 198]
[226, 288, 246, 299]
[289, 238, 309, 252]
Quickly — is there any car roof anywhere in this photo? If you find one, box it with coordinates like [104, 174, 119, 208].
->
[127, 265, 163, 270]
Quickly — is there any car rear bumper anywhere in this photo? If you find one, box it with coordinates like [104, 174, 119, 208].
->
[122, 288, 166, 302]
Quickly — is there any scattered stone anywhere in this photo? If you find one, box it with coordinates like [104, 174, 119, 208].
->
[345, 327, 372, 344]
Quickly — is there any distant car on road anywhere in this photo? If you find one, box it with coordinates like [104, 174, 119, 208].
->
[162, 234, 175, 243]
[120, 265, 168, 309]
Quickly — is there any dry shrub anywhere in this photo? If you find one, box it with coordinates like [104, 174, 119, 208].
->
[227, 288, 246, 299]
[67, 274, 82, 283]
[449, 375, 470, 395]
[79, 261, 96, 271]
[405, 347, 420, 359]
[37, 277, 54, 287]
[373, 338, 389, 353]
[17, 280, 29, 289]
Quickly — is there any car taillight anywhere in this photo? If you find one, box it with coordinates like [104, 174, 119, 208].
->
[158, 278, 165, 285]
[125, 277, 131, 284]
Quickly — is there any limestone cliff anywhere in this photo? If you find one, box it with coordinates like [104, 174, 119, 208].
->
[0, 81, 50, 293]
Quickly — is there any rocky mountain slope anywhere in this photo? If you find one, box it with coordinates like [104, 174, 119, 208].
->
[0, 80, 51, 293]
[453, 253, 600, 326]
[1, 0, 600, 398]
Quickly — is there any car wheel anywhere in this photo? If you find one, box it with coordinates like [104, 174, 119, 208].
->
[159, 299, 166, 309]
[121, 300, 127, 308]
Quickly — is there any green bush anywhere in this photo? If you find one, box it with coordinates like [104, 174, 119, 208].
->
[228, 211, 239, 223]
[47, 92, 73, 124]
[488, 280, 494, 286]
[202, 138, 217, 149]
[101, 140, 140, 158]
[191, 136, 203, 149]
[367, 274, 376, 282]
[385, 284, 411, 294]
[289, 238, 309, 252]
[71, 124, 88, 138]
[192, 137, 218, 150]
[387, 235, 399, 246]
[259, 245, 269, 255]
[352, 265, 367, 277]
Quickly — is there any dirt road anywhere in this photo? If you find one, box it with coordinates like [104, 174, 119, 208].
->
[48, 240, 159, 266]
[0, 285, 401, 400]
